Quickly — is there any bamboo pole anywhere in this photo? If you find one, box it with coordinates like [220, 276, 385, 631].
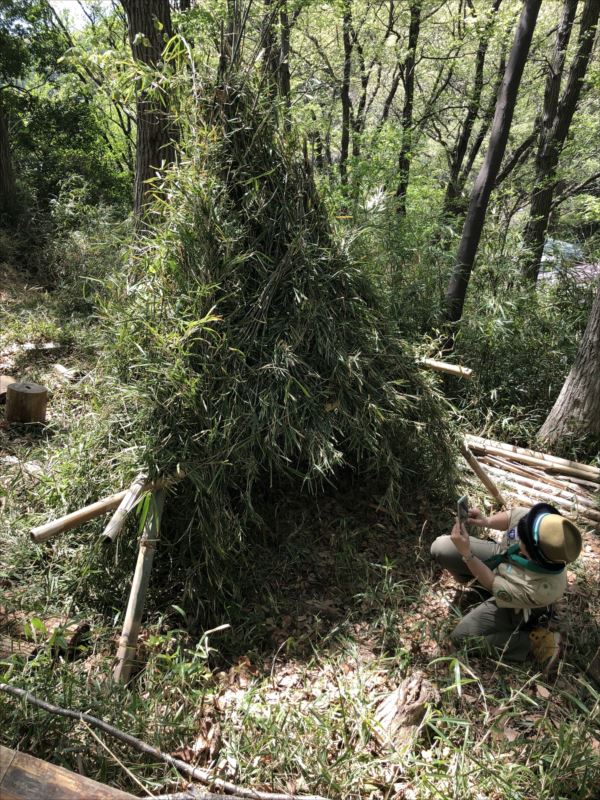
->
[485, 470, 600, 523]
[30, 470, 184, 544]
[481, 455, 592, 500]
[465, 434, 600, 481]
[459, 442, 506, 506]
[113, 491, 165, 684]
[483, 464, 599, 513]
[421, 359, 473, 379]
[100, 473, 148, 545]
[0, 684, 330, 800]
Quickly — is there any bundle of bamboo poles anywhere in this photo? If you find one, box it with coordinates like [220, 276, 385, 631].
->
[465, 434, 600, 525]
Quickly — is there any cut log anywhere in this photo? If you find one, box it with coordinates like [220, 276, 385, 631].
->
[0, 745, 136, 800]
[113, 491, 165, 683]
[101, 473, 148, 545]
[373, 671, 439, 751]
[5, 382, 47, 424]
[460, 442, 506, 506]
[0, 375, 17, 404]
[0, 609, 90, 661]
[465, 434, 600, 481]
[421, 359, 473, 379]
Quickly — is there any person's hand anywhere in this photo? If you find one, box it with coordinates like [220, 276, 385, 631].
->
[467, 508, 488, 527]
[450, 520, 471, 557]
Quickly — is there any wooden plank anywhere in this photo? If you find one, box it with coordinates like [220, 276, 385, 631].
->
[0, 746, 136, 800]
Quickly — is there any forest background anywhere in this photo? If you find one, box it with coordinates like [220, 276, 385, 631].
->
[0, 1, 599, 799]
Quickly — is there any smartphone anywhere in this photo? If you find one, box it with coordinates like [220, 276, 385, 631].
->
[457, 495, 469, 523]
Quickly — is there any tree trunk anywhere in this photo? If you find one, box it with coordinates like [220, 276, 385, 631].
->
[395, 1, 421, 216]
[444, 0, 542, 331]
[0, 96, 17, 221]
[537, 283, 600, 447]
[339, 0, 352, 189]
[443, 0, 503, 217]
[121, 0, 175, 224]
[522, 0, 600, 283]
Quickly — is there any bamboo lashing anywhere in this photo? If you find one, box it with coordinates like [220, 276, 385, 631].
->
[30, 469, 184, 544]
[113, 491, 165, 684]
[465, 434, 600, 481]
[101, 473, 148, 544]
[459, 442, 506, 506]
[421, 358, 473, 379]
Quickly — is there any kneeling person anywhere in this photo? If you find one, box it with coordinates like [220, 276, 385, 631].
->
[431, 503, 582, 666]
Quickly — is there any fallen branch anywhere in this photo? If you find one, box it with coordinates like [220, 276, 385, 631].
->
[0, 684, 329, 800]
[459, 443, 506, 506]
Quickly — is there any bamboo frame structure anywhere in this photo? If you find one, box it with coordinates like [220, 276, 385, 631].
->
[113, 491, 165, 684]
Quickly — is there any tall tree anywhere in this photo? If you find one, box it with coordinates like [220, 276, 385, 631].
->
[537, 282, 600, 447]
[395, 0, 421, 216]
[121, 0, 175, 222]
[444, 0, 542, 331]
[522, 0, 600, 282]
[0, 96, 16, 219]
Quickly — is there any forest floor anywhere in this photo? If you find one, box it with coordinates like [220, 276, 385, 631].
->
[1, 262, 600, 800]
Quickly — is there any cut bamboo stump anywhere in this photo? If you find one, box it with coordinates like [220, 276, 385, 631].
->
[5, 382, 47, 424]
[113, 490, 165, 684]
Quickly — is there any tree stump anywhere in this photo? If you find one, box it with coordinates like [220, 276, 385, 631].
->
[5, 382, 47, 423]
[373, 671, 440, 751]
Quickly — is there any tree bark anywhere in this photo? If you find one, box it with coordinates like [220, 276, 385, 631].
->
[522, 0, 600, 282]
[395, 1, 421, 216]
[444, 0, 542, 331]
[443, 0, 503, 217]
[537, 282, 600, 447]
[121, 0, 175, 224]
[0, 96, 17, 221]
[339, 0, 353, 188]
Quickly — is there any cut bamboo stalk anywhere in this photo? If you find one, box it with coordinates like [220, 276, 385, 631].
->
[30, 470, 184, 544]
[100, 473, 148, 545]
[113, 491, 165, 684]
[465, 434, 600, 481]
[459, 442, 506, 506]
[421, 359, 473, 379]
[481, 455, 592, 500]
[562, 474, 600, 491]
[483, 464, 598, 512]
[488, 472, 600, 523]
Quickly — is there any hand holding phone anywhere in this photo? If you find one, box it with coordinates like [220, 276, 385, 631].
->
[457, 495, 469, 524]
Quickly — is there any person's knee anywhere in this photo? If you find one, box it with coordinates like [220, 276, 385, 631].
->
[430, 535, 449, 562]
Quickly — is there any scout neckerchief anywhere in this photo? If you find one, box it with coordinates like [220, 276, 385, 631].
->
[484, 543, 564, 575]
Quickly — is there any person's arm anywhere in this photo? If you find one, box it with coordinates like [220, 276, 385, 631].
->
[467, 508, 510, 531]
[450, 520, 496, 591]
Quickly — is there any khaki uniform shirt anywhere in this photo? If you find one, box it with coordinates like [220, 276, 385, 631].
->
[491, 507, 566, 611]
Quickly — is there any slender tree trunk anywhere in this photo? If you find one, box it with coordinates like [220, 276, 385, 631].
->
[0, 96, 17, 221]
[339, 0, 352, 188]
[395, 1, 421, 216]
[537, 282, 600, 447]
[279, 5, 292, 131]
[443, 0, 503, 217]
[522, 0, 600, 283]
[121, 0, 175, 224]
[444, 0, 542, 330]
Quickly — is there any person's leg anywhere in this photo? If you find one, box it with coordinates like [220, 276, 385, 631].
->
[431, 535, 499, 583]
[451, 599, 531, 662]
